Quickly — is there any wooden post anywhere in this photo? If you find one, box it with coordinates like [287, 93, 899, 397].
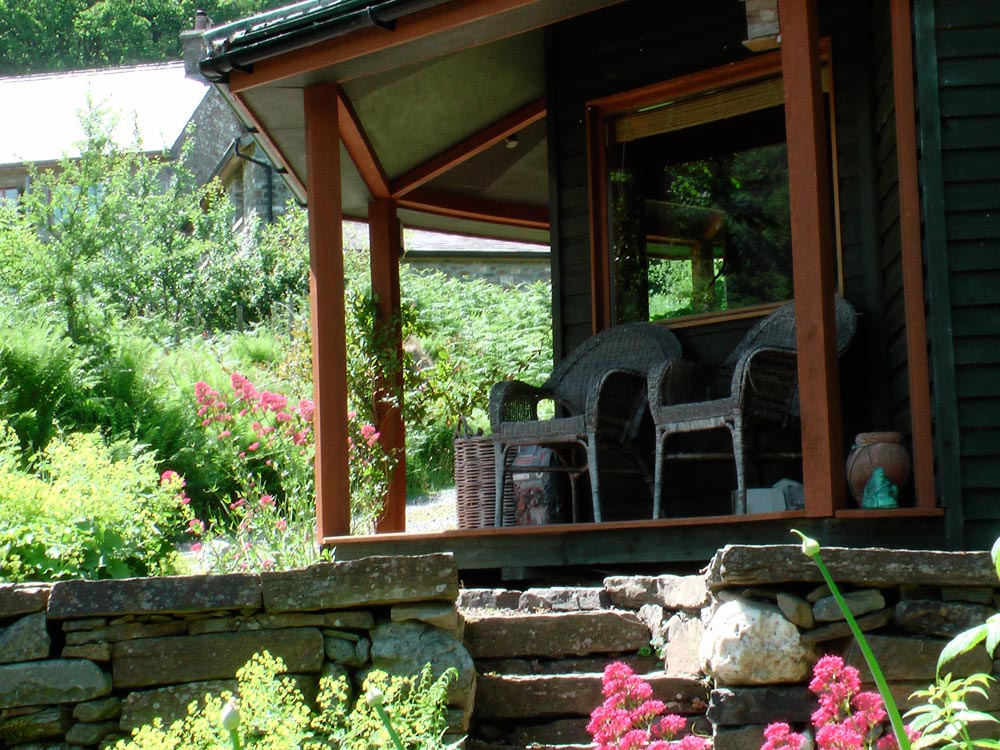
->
[890, 0, 936, 510]
[368, 197, 407, 532]
[305, 82, 351, 539]
[778, 0, 846, 516]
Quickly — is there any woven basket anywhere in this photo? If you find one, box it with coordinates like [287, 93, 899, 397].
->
[454, 434, 515, 528]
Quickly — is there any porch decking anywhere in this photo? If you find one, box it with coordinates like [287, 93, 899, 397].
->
[325, 507, 945, 579]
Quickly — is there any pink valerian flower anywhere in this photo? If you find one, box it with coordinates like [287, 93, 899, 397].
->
[178, 494, 191, 506]
[875, 727, 920, 750]
[190, 542, 203, 554]
[588, 662, 705, 750]
[259, 495, 275, 508]
[298, 399, 314, 422]
[275, 518, 287, 531]
[188, 518, 205, 536]
[160, 470, 183, 487]
[761, 723, 806, 750]
[359, 423, 381, 448]
[247, 441, 260, 452]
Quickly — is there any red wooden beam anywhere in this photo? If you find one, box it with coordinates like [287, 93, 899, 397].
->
[778, 0, 846, 517]
[338, 91, 391, 199]
[390, 98, 546, 197]
[397, 188, 548, 229]
[890, 0, 936, 510]
[304, 81, 352, 538]
[368, 198, 407, 532]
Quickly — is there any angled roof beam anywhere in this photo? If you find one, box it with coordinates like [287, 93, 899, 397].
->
[398, 187, 548, 229]
[231, 91, 307, 201]
[338, 91, 391, 199]
[390, 97, 545, 198]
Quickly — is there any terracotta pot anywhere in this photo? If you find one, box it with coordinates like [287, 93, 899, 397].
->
[845, 431, 911, 502]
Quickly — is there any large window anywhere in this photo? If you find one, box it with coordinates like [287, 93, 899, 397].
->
[588, 48, 838, 327]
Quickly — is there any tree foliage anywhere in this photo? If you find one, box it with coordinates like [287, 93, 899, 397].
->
[0, 0, 274, 74]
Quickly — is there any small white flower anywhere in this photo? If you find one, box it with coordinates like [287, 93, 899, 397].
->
[220, 698, 240, 732]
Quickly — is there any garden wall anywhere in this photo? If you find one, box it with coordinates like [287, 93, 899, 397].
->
[0, 554, 473, 749]
[3, 546, 999, 750]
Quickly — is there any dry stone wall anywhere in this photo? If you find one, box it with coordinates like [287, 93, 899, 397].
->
[0, 554, 472, 750]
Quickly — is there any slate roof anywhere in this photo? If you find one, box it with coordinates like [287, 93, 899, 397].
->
[0, 62, 209, 166]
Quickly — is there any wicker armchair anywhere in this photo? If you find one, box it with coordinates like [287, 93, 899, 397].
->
[490, 322, 683, 525]
[648, 296, 857, 517]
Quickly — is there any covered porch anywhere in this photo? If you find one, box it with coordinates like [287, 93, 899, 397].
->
[199, 0, 946, 570]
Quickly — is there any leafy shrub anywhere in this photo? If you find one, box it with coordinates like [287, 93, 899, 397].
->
[0, 424, 183, 581]
[113, 650, 457, 750]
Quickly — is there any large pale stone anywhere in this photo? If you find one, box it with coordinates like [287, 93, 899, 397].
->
[812, 589, 885, 622]
[895, 599, 994, 638]
[0, 613, 50, 663]
[518, 587, 608, 611]
[663, 613, 705, 676]
[707, 686, 816, 726]
[464, 610, 651, 658]
[700, 599, 816, 685]
[0, 706, 72, 745]
[112, 628, 323, 689]
[707, 545, 995, 588]
[604, 575, 709, 610]
[261, 554, 458, 612]
[0, 584, 51, 618]
[367, 622, 475, 709]
[0, 659, 111, 708]
[47, 575, 260, 619]
[844, 634, 993, 681]
[475, 673, 708, 719]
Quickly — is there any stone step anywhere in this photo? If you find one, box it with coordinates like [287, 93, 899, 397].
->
[463, 610, 651, 659]
[475, 654, 661, 676]
[475, 672, 709, 720]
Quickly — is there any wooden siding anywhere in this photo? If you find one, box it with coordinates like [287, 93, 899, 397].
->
[917, 0, 1000, 548]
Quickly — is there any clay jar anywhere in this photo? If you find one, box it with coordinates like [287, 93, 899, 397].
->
[845, 431, 911, 502]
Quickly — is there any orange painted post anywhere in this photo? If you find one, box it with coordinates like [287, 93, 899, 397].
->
[368, 198, 407, 532]
[778, 0, 846, 516]
[304, 81, 352, 539]
[890, 0, 936, 510]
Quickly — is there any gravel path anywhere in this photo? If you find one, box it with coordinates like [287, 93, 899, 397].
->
[406, 488, 458, 533]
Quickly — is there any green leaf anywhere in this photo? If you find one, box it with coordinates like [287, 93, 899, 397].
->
[938, 626, 988, 672]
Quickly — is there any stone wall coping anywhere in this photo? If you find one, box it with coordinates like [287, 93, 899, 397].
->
[707, 545, 995, 589]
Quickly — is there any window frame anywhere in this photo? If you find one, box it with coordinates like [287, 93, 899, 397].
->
[585, 43, 841, 331]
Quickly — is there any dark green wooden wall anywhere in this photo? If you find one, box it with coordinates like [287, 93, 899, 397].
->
[916, 0, 1000, 549]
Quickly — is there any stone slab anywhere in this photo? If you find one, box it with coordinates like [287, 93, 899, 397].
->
[604, 575, 709, 610]
[800, 608, 893, 643]
[62, 642, 112, 661]
[112, 628, 323, 689]
[844, 634, 993, 682]
[517, 587, 608, 611]
[509, 718, 592, 745]
[0, 613, 50, 663]
[0, 585, 51, 619]
[812, 589, 885, 622]
[474, 654, 661, 676]
[707, 686, 816, 726]
[895, 599, 994, 638]
[64, 620, 188, 645]
[391, 602, 459, 630]
[72, 698, 121, 723]
[457, 589, 522, 611]
[0, 706, 72, 745]
[475, 673, 708, 719]
[119, 679, 236, 730]
[707, 545, 995, 589]
[47, 575, 260, 619]
[464, 610, 651, 658]
[261, 554, 457, 612]
[776, 593, 815, 629]
[0, 659, 112, 709]
[66, 719, 119, 746]
[714, 724, 771, 750]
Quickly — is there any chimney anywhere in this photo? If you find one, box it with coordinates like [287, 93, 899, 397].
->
[180, 10, 212, 82]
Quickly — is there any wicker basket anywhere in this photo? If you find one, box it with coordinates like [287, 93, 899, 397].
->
[454, 434, 515, 528]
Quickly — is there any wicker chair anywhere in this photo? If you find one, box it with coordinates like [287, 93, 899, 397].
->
[648, 296, 857, 517]
[490, 322, 683, 525]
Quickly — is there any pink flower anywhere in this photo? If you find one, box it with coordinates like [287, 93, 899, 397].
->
[248, 441, 260, 452]
[179, 494, 190, 506]
[656, 714, 687, 739]
[347, 410, 357, 420]
[762, 723, 806, 750]
[275, 411, 292, 422]
[159, 470, 183, 487]
[261, 559, 274, 570]
[229, 498, 246, 511]
[190, 542, 203, 554]
[259, 495, 275, 508]
[218, 430, 231, 439]
[298, 399, 314, 422]
[676, 735, 711, 750]
[188, 518, 205, 536]
[275, 518, 287, 531]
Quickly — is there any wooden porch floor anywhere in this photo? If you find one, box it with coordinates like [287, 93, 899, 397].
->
[324, 507, 945, 581]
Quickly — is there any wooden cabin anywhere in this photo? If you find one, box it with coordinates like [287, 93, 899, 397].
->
[195, 0, 999, 576]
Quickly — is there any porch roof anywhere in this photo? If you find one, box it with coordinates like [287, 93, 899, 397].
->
[198, 0, 624, 243]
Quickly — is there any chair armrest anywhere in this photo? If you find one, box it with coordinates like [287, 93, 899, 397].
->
[489, 380, 552, 432]
[647, 358, 705, 408]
